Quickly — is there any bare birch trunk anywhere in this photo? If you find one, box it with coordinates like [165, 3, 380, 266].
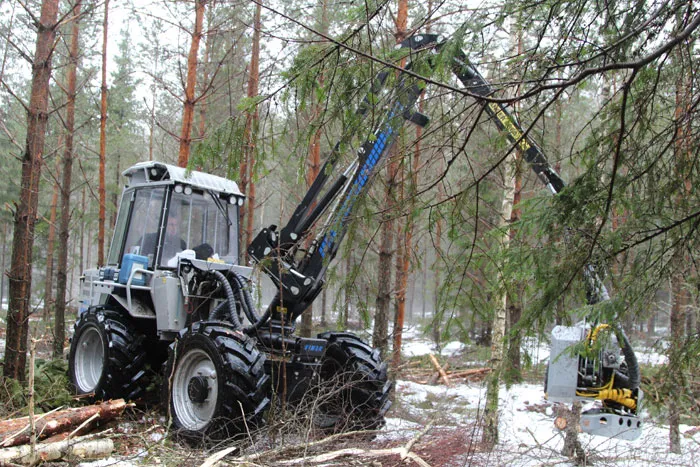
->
[482, 151, 516, 448]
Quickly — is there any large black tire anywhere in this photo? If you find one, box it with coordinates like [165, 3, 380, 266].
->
[163, 321, 270, 442]
[314, 332, 393, 432]
[68, 306, 149, 401]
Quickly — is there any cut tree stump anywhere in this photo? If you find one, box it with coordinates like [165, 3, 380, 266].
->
[0, 399, 129, 447]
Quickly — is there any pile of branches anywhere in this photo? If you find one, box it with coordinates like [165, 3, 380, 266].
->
[400, 355, 491, 386]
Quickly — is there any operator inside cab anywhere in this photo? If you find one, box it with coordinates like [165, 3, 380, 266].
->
[162, 209, 187, 266]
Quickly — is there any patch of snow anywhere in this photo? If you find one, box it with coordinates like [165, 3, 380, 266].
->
[388, 377, 698, 466]
[441, 341, 465, 356]
[636, 350, 668, 366]
[401, 337, 466, 358]
[402, 339, 434, 357]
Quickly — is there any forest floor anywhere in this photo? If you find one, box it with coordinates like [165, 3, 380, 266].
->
[1, 319, 698, 466]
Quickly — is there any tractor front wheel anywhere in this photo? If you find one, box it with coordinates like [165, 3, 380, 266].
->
[164, 321, 270, 442]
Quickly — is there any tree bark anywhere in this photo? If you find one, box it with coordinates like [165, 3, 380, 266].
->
[505, 20, 524, 385]
[0, 438, 114, 465]
[373, 155, 398, 357]
[505, 160, 523, 383]
[177, 0, 205, 168]
[197, 2, 215, 140]
[373, 0, 407, 359]
[98, 0, 109, 267]
[0, 400, 128, 447]
[668, 11, 692, 450]
[54, 0, 82, 359]
[341, 252, 353, 328]
[0, 223, 7, 312]
[482, 151, 516, 448]
[300, 0, 326, 338]
[43, 158, 61, 322]
[240, 0, 262, 254]
[3, 0, 60, 381]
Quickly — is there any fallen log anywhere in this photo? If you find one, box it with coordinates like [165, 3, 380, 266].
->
[428, 354, 451, 387]
[0, 399, 129, 447]
[0, 435, 114, 465]
[448, 368, 491, 379]
[427, 362, 449, 385]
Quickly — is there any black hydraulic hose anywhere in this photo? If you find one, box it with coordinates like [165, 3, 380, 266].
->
[243, 295, 275, 334]
[231, 272, 261, 324]
[212, 270, 242, 329]
[209, 300, 227, 320]
[607, 324, 641, 413]
[615, 326, 641, 391]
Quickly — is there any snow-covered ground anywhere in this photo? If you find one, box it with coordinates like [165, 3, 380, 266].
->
[386, 331, 698, 466]
[386, 379, 699, 466]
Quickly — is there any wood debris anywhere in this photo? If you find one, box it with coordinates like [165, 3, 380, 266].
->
[0, 399, 130, 448]
[402, 360, 492, 385]
[0, 432, 114, 465]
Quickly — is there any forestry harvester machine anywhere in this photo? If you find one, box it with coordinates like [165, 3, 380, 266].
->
[69, 34, 641, 441]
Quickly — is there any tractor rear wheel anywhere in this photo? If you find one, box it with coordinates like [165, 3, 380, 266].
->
[314, 332, 393, 432]
[164, 321, 270, 442]
[68, 307, 149, 401]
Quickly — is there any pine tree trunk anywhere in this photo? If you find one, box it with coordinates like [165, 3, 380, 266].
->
[98, 0, 109, 267]
[341, 252, 353, 328]
[0, 223, 7, 312]
[177, 0, 205, 168]
[197, 3, 214, 140]
[668, 15, 692, 450]
[3, 0, 60, 382]
[80, 187, 86, 274]
[482, 151, 516, 448]
[54, 0, 81, 359]
[392, 126, 417, 367]
[111, 152, 121, 227]
[668, 271, 686, 454]
[373, 204, 394, 357]
[301, 0, 327, 337]
[320, 287, 327, 327]
[240, 0, 262, 254]
[43, 159, 61, 322]
[374, 0, 407, 359]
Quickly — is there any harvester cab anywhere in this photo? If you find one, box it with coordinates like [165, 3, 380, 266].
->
[78, 161, 249, 339]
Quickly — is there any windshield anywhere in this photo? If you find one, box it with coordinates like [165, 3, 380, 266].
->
[160, 190, 238, 266]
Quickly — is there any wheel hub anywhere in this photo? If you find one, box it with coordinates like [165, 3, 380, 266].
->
[171, 348, 219, 431]
[187, 376, 209, 403]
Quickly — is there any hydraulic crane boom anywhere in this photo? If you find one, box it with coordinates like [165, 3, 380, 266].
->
[247, 33, 640, 439]
[247, 34, 436, 329]
[444, 41, 641, 439]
